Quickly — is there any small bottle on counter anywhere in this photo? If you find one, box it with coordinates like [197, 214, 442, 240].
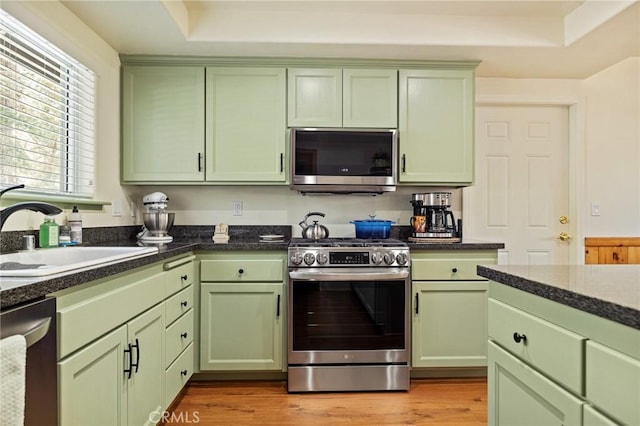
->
[59, 225, 72, 246]
[39, 216, 59, 248]
[68, 205, 82, 244]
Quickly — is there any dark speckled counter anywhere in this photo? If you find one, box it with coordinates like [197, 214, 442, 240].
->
[0, 224, 502, 309]
[477, 264, 640, 330]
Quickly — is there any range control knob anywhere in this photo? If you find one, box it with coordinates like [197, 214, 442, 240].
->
[371, 252, 383, 265]
[303, 252, 316, 266]
[383, 252, 396, 265]
[396, 252, 408, 266]
[290, 252, 303, 266]
[316, 252, 329, 265]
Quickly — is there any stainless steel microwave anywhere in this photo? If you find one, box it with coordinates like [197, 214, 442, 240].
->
[290, 128, 398, 194]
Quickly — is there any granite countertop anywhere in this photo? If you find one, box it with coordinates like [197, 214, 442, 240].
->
[0, 224, 503, 309]
[477, 264, 640, 330]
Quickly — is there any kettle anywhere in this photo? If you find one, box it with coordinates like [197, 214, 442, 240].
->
[299, 211, 330, 240]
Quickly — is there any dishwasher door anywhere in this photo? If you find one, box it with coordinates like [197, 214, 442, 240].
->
[1, 297, 57, 426]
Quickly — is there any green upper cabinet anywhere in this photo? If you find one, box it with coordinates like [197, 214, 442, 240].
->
[205, 67, 287, 182]
[287, 68, 342, 127]
[343, 69, 398, 128]
[287, 68, 397, 128]
[398, 69, 474, 185]
[122, 66, 205, 182]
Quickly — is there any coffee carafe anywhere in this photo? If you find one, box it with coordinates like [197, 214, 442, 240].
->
[410, 192, 458, 238]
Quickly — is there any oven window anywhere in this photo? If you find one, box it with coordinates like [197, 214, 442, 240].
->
[291, 280, 406, 351]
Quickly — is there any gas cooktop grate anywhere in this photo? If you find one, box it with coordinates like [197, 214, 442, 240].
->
[289, 238, 407, 248]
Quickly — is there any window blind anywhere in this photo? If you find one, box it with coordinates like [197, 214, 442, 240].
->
[0, 10, 96, 198]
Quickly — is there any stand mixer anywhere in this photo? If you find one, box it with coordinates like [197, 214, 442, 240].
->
[137, 192, 175, 244]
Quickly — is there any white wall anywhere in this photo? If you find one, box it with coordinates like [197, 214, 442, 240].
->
[583, 57, 640, 236]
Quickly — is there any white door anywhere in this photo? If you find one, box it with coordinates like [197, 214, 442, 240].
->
[465, 105, 571, 265]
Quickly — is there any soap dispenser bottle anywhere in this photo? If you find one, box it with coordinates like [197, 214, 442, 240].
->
[39, 216, 59, 248]
[68, 205, 82, 244]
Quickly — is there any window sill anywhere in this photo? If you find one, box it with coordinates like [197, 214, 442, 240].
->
[0, 193, 110, 211]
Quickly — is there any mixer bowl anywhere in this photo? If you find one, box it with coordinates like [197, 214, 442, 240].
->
[143, 212, 175, 236]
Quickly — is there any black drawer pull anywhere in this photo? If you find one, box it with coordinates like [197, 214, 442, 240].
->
[415, 292, 419, 314]
[513, 332, 527, 344]
[276, 294, 281, 317]
[181, 332, 188, 339]
[131, 338, 140, 373]
[181, 274, 188, 281]
[181, 369, 188, 376]
[238, 268, 244, 274]
[452, 267, 458, 273]
[181, 301, 188, 308]
[124, 343, 133, 379]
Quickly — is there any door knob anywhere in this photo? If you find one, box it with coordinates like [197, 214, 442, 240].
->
[559, 216, 568, 224]
[558, 232, 572, 241]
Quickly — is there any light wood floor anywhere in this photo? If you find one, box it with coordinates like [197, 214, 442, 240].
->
[163, 378, 487, 425]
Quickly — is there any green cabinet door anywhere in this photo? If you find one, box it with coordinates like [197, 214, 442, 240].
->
[205, 67, 287, 182]
[583, 405, 621, 426]
[58, 325, 128, 426]
[287, 68, 342, 127]
[398, 69, 474, 184]
[122, 66, 205, 182]
[488, 341, 583, 426]
[200, 282, 283, 371]
[127, 303, 165, 426]
[343, 69, 398, 128]
[412, 281, 488, 367]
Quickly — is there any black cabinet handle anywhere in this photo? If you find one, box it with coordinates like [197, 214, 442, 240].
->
[276, 294, 281, 317]
[181, 369, 188, 376]
[513, 332, 527, 344]
[452, 267, 458, 273]
[181, 332, 188, 339]
[181, 301, 188, 308]
[280, 153, 284, 173]
[238, 268, 244, 274]
[131, 338, 140, 373]
[197, 153, 203, 172]
[402, 154, 406, 173]
[124, 343, 133, 379]
[181, 274, 188, 281]
[415, 292, 419, 314]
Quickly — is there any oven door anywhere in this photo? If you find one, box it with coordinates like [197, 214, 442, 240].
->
[288, 268, 410, 365]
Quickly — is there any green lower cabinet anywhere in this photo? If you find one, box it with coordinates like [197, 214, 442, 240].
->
[58, 304, 165, 426]
[488, 341, 583, 426]
[59, 325, 128, 426]
[412, 281, 488, 367]
[200, 282, 283, 370]
[583, 405, 621, 426]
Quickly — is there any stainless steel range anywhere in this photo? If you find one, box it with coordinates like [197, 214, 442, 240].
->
[287, 238, 411, 392]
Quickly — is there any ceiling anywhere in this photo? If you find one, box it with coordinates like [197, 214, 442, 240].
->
[60, 0, 640, 78]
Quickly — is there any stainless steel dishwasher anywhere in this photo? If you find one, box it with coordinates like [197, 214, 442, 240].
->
[1, 297, 57, 426]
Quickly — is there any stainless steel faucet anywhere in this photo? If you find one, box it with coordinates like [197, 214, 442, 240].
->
[0, 184, 63, 231]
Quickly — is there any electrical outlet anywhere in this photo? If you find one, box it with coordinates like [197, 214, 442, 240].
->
[591, 202, 601, 216]
[112, 199, 122, 217]
[130, 201, 137, 217]
[232, 201, 243, 216]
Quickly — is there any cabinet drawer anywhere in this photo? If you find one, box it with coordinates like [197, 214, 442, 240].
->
[165, 285, 193, 326]
[57, 272, 165, 359]
[165, 309, 194, 366]
[165, 260, 194, 296]
[488, 298, 585, 394]
[165, 342, 194, 408]
[586, 340, 640, 426]
[412, 258, 494, 280]
[201, 259, 283, 282]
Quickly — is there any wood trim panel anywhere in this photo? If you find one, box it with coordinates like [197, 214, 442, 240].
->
[584, 237, 640, 264]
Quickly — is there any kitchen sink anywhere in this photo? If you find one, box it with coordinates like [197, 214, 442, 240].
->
[0, 246, 159, 277]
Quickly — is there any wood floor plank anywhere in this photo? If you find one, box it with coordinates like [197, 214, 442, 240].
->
[162, 378, 487, 425]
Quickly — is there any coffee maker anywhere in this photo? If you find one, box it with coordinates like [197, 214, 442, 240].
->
[410, 192, 459, 239]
